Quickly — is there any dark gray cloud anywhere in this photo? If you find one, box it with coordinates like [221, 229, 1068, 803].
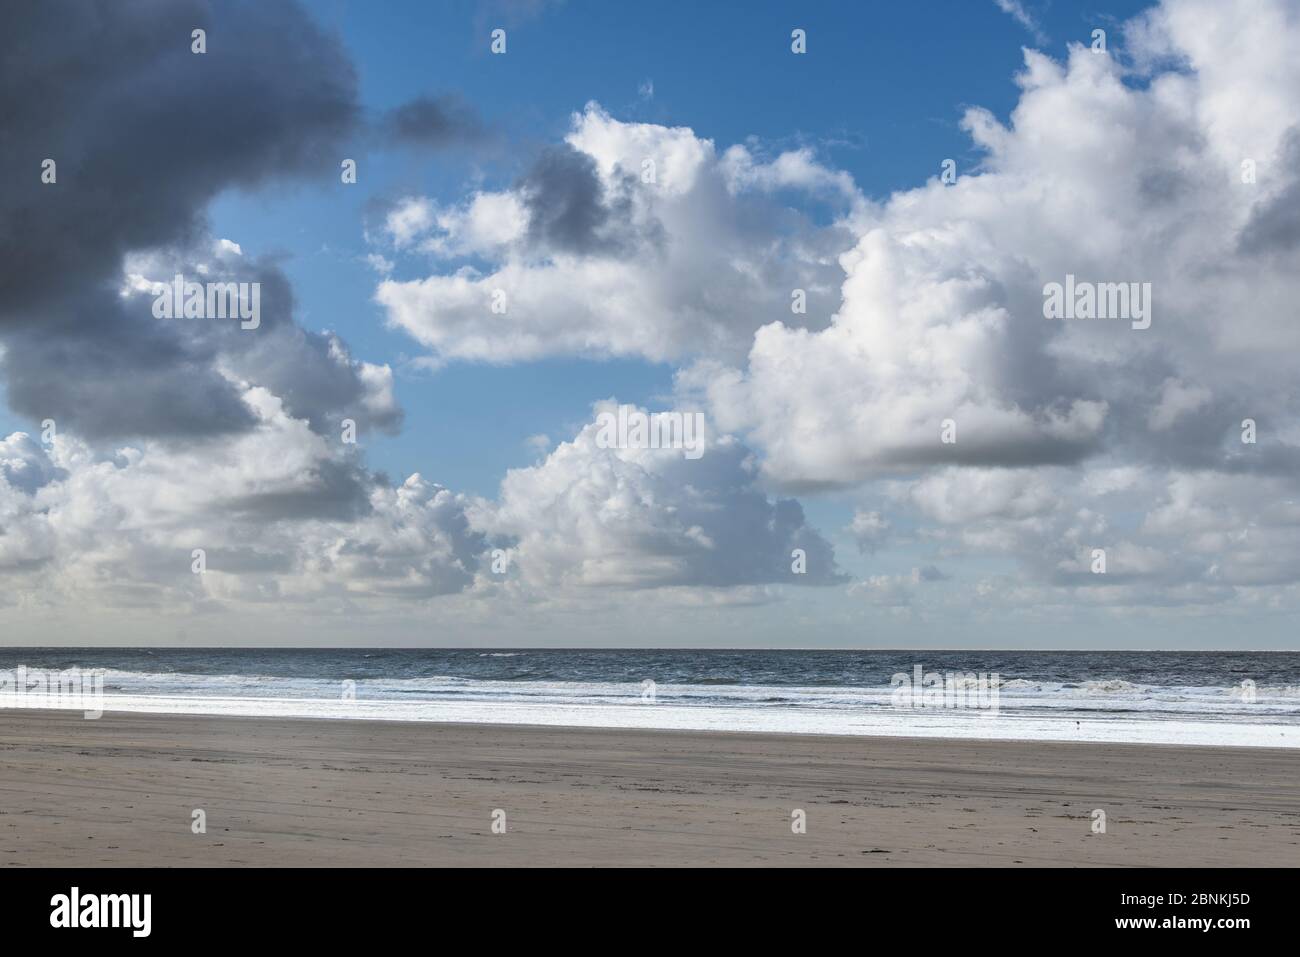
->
[0, 0, 464, 444]
[519, 145, 613, 254]
[381, 95, 486, 148]
[2, 246, 403, 445]
[2, 284, 259, 440]
[621, 440, 845, 588]
[517, 144, 656, 256]
[220, 457, 374, 522]
[1238, 129, 1300, 255]
[160, 257, 405, 439]
[0, 0, 357, 320]
[914, 564, 947, 582]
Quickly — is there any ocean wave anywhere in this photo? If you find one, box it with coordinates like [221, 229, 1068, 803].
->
[1075, 679, 1149, 694]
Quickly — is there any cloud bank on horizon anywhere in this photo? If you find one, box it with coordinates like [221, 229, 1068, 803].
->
[1, 0, 1298, 646]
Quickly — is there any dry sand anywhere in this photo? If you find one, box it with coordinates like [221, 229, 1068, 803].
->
[1, 709, 1297, 866]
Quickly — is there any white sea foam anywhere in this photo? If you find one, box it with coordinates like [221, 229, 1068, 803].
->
[17, 667, 1299, 748]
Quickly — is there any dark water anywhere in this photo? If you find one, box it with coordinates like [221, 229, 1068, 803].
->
[1, 647, 1297, 688]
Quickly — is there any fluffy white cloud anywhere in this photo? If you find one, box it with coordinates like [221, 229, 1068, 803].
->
[374, 104, 858, 364]
[690, 5, 1300, 486]
[0, 390, 483, 611]
[688, 0, 1300, 608]
[383, 197, 437, 249]
[474, 402, 843, 591]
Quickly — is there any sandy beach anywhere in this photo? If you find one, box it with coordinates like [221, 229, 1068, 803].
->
[1, 709, 1297, 867]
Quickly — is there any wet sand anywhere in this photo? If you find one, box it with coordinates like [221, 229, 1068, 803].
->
[1, 709, 1297, 866]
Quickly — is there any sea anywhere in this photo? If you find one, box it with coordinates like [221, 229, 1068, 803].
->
[2, 647, 1299, 748]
